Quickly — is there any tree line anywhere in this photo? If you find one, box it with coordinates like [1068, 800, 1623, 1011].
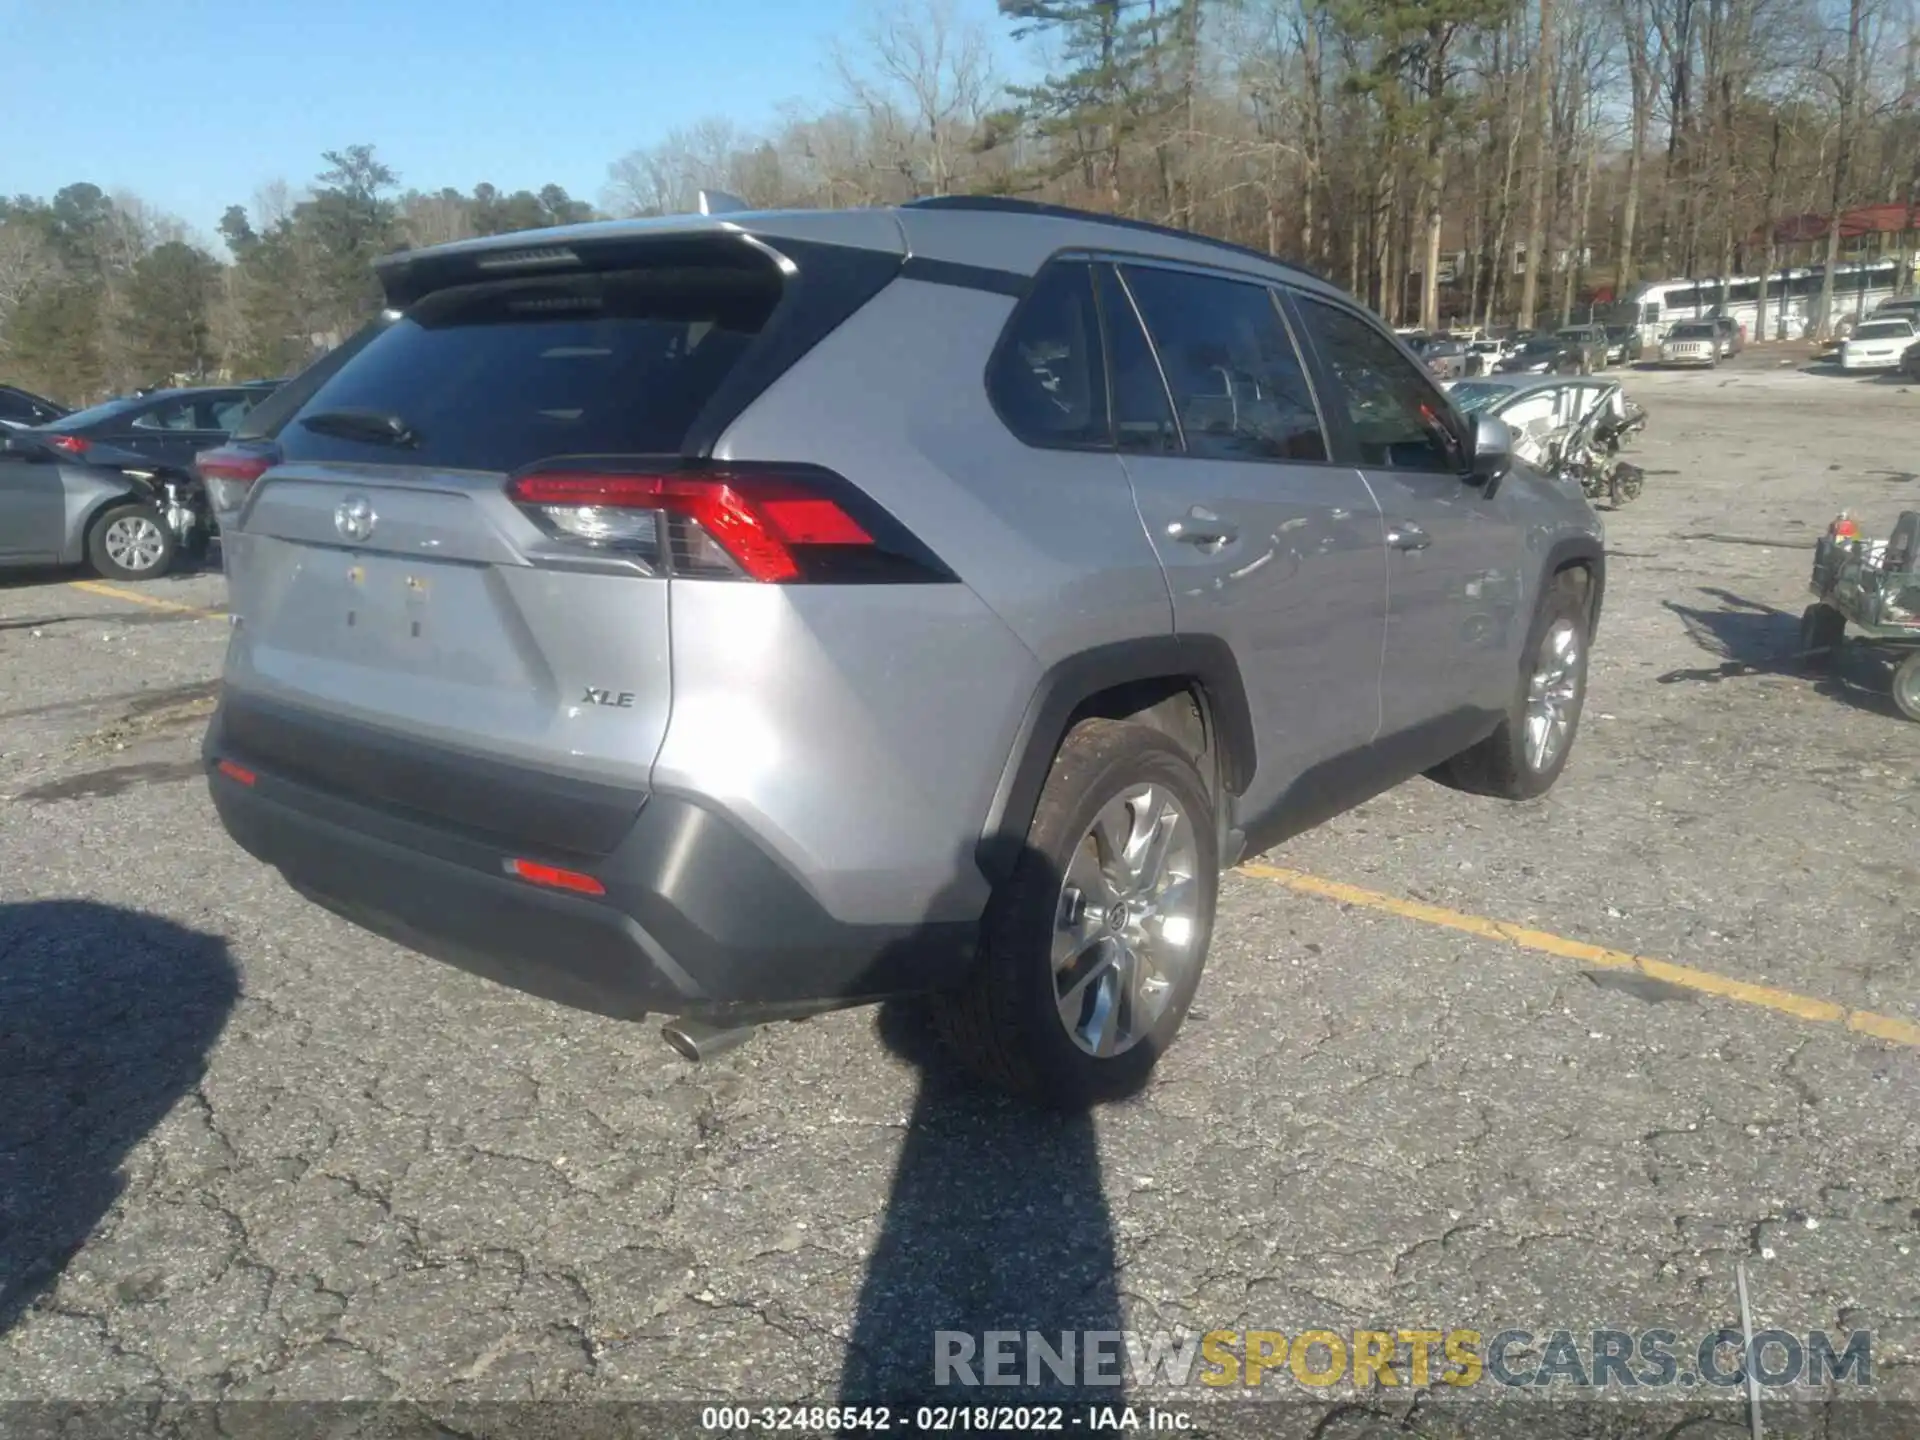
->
[3, 0, 1916, 404]
[0, 147, 594, 404]
[614, 0, 1919, 335]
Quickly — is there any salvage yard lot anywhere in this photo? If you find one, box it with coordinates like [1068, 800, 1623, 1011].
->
[2, 360, 1917, 1420]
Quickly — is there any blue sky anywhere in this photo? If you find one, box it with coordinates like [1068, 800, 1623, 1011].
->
[0, 0, 1017, 250]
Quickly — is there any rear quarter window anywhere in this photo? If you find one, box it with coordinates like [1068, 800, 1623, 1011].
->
[277, 262, 784, 472]
[986, 260, 1110, 449]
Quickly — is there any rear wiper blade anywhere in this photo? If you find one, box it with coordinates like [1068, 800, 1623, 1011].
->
[298, 408, 419, 448]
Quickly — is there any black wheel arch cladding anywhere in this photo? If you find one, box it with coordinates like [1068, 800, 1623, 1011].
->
[1546, 535, 1605, 640]
[977, 634, 1255, 886]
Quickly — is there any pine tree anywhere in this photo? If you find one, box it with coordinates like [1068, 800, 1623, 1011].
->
[124, 241, 221, 384]
[992, 0, 1194, 209]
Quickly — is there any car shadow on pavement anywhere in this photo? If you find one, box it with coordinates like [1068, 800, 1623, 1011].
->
[1657, 587, 1907, 719]
[836, 999, 1129, 1410]
[0, 900, 239, 1336]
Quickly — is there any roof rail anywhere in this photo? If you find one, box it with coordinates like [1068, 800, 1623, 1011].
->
[901, 195, 1330, 287]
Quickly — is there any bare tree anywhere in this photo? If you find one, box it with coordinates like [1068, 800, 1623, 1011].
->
[605, 118, 762, 216]
[1815, 0, 1874, 335]
[1519, 0, 1556, 326]
[401, 191, 475, 248]
[833, 0, 999, 197]
[0, 223, 58, 350]
[1612, 0, 1660, 291]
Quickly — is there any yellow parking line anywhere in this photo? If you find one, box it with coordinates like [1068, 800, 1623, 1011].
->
[68, 579, 225, 621]
[1237, 862, 1920, 1049]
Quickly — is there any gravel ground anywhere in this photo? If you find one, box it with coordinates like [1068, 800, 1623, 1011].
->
[2, 356, 1917, 1437]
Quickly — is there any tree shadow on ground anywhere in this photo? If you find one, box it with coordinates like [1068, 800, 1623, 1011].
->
[0, 900, 239, 1335]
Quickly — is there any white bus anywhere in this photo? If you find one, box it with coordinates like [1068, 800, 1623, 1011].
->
[1624, 255, 1917, 344]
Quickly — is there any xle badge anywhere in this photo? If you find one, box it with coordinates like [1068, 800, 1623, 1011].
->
[582, 688, 636, 709]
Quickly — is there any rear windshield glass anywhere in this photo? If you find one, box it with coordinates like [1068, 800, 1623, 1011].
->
[277, 262, 783, 472]
[1447, 382, 1510, 414]
[43, 396, 143, 430]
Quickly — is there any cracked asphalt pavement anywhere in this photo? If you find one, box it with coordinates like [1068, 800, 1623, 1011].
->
[2, 357, 1917, 1436]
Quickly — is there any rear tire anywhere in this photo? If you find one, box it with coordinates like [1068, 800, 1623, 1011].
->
[1439, 573, 1590, 801]
[1799, 604, 1847, 670]
[87, 502, 176, 582]
[1890, 653, 1920, 722]
[932, 719, 1218, 1106]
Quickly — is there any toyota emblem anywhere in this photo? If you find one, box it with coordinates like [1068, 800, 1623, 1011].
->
[334, 495, 377, 543]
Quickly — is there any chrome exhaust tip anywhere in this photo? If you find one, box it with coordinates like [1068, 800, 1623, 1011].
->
[661, 1018, 758, 1063]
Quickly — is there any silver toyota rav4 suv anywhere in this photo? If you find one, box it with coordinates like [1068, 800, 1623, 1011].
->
[200, 197, 1604, 1105]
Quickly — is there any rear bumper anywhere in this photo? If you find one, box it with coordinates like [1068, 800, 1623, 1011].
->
[204, 707, 980, 1023]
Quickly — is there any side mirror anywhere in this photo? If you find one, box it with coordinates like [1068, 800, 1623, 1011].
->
[1468, 413, 1513, 486]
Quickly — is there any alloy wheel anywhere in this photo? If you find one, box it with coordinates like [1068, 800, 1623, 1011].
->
[1052, 784, 1202, 1058]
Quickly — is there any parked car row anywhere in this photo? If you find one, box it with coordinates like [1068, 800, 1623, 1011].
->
[1401, 321, 1652, 381]
[0, 378, 285, 581]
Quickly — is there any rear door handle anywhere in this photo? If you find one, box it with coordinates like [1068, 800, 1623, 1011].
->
[1386, 521, 1430, 551]
[1168, 507, 1239, 548]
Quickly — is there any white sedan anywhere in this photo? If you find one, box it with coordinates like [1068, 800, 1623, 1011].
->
[1839, 317, 1918, 371]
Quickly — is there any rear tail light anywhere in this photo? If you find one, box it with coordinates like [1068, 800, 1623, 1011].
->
[215, 759, 257, 786]
[46, 434, 89, 455]
[505, 465, 952, 584]
[196, 443, 278, 515]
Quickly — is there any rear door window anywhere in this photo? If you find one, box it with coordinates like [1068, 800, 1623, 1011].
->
[277, 262, 785, 472]
[1117, 264, 1327, 463]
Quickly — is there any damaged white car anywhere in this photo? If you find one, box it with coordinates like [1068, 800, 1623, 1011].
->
[1445, 374, 1642, 469]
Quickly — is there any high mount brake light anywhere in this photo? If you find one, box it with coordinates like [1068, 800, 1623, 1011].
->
[506, 469, 887, 584]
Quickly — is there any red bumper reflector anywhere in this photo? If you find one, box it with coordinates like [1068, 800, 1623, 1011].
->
[216, 759, 257, 786]
[507, 858, 606, 896]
